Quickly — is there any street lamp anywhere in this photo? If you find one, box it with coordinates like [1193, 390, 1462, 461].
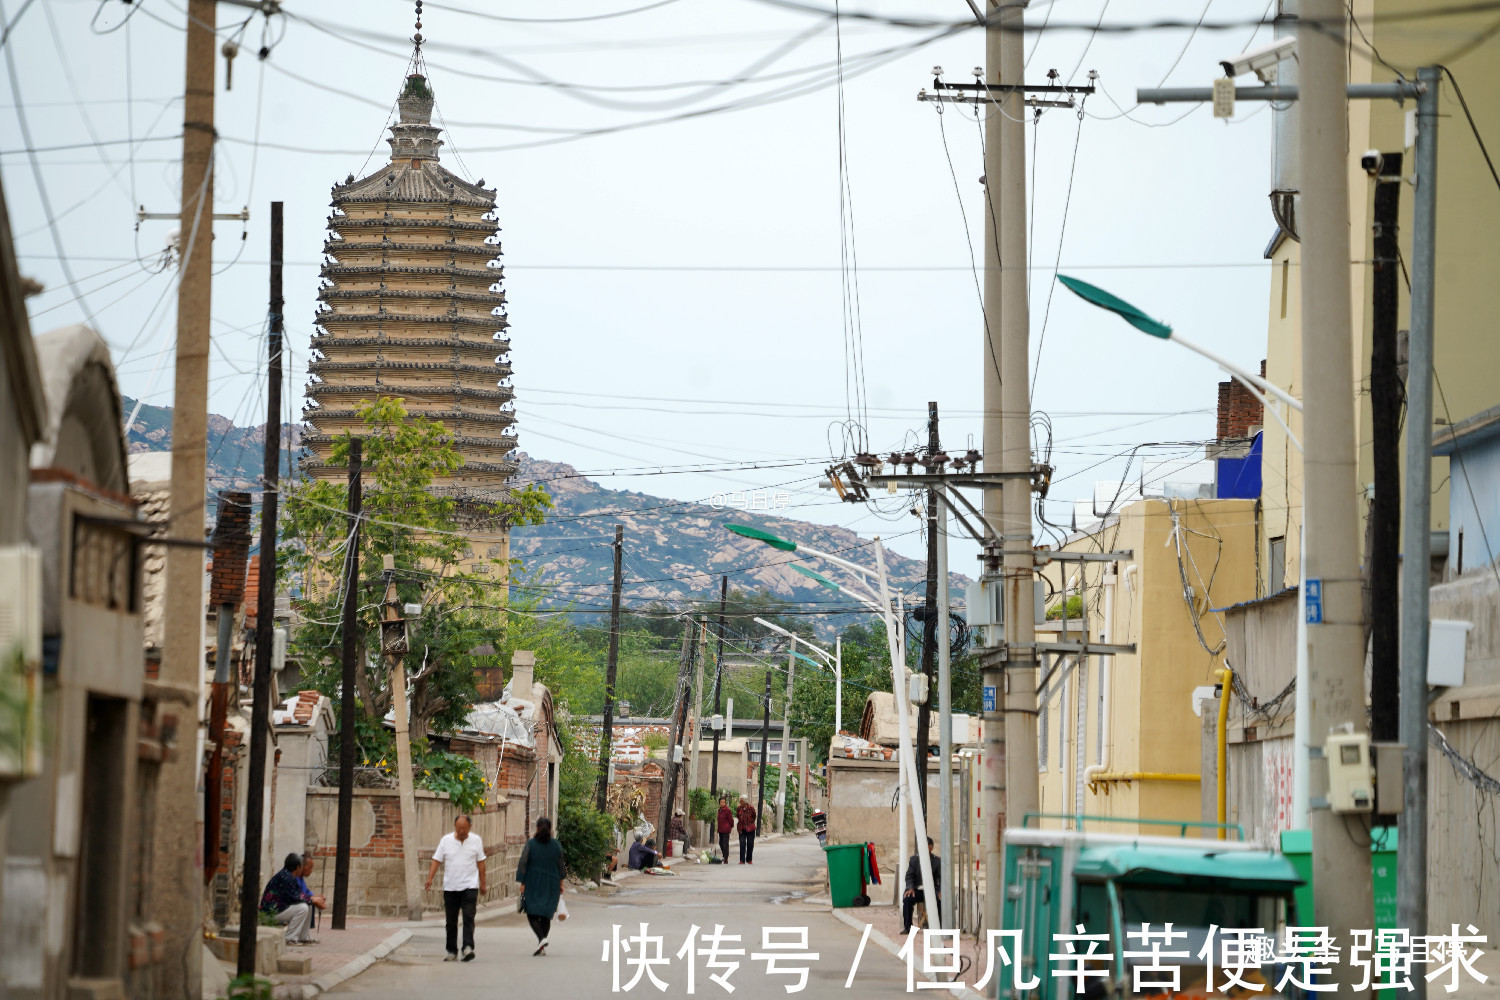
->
[1058, 275, 1313, 831]
[753, 616, 843, 738]
[725, 522, 942, 929]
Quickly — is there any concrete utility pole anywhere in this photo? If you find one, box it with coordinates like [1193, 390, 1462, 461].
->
[976, 1, 1011, 939]
[155, 2, 215, 992]
[935, 489, 954, 931]
[332, 437, 362, 929]
[380, 556, 422, 921]
[1398, 65, 1442, 999]
[1297, 1, 1375, 982]
[596, 524, 625, 809]
[777, 645, 795, 833]
[756, 671, 771, 826]
[709, 575, 728, 797]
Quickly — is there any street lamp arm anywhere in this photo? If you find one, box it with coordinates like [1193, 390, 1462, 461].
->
[1169, 331, 1303, 413]
[751, 617, 835, 663]
[1227, 372, 1303, 454]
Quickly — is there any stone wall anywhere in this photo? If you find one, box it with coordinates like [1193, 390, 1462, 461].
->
[301, 787, 527, 917]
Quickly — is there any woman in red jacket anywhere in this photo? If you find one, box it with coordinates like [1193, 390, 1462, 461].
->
[715, 797, 734, 864]
[735, 799, 758, 864]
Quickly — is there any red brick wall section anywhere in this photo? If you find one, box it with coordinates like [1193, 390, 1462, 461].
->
[1217, 360, 1266, 441]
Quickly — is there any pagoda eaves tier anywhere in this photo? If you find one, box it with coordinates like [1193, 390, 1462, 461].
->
[303, 76, 518, 513]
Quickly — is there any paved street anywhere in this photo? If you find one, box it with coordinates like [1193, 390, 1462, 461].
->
[328, 835, 915, 999]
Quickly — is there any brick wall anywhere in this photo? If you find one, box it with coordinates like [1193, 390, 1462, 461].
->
[302, 788, 527, 918]
[1217, 360, 1267, 441]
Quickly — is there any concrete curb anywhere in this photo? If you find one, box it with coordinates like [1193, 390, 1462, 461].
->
[828, 908, 986, 1000]
[293, 929, 412, 1000]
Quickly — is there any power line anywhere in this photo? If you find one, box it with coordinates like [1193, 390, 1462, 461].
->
[0, 0, 103, 333]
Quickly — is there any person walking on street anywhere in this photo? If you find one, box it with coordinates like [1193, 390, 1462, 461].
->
[902, 837, 942, 934]
[735, 798, 758, 864]
[516, 817, 566, 957]
[425, 815, 486, 962]
[715, 796, 734, 864]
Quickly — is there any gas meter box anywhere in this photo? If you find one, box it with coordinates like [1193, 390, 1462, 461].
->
[1326, 731, 1374, 813]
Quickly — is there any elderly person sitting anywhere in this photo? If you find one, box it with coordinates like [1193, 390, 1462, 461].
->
[260, 853, 315, 945]
[626, 833, 660, 871]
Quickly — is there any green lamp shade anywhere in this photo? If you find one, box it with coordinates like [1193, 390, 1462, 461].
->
[1058, 274, 1173, 339]
[791, 563, 841, 592]
[725, 523, 797, 551]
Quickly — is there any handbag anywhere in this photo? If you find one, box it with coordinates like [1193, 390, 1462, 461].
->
[556, 896, 568, 922]
[516, 890, 525, 914]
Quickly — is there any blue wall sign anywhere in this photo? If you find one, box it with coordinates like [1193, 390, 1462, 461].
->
[983, 685, 997, 713]
[1305, 578, 1323, 625]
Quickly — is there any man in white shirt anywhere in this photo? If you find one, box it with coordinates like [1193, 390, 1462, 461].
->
[425, 814, 486, 962]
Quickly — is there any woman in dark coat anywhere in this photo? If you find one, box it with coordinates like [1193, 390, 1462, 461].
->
[715, 797, 734, 863]
[515, 817, 566, 956]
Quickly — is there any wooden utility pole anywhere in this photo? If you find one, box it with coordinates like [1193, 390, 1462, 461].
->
[236, 202, 284, 975]
[915, 403, 941, 816]
[708, 576, 728, 797]
[156, 1, 216, 991]
[381, 555, 422, 920]
[595, 524, 624, 809]
[659, 622, 695, 838]
[1368, 152, 1404, 749]
[332, 436, 362, 929]
[685, 619, 708, 837]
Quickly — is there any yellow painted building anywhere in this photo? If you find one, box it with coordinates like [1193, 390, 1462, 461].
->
[1034, 499, 1259, 832]
[1260, 1, 1500, 584]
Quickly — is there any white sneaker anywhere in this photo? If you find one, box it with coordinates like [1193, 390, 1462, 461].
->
[444, 952, 458, 962]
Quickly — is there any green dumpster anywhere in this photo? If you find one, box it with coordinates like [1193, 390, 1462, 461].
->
[1280, 827, 1397, 927]
[1281, 827, 1399, 998]
[824, 843, 870, 908]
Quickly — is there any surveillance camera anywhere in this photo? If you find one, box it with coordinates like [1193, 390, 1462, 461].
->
[1220, 37, 1297, 83]
[1361, 150, 1383, 175]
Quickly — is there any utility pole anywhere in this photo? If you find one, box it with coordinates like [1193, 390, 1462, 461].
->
[935, 487, 954, 932]
[708, 575, 728, 797]
[756, 670, 771, 827]
[1368, 151, 1404, 749]
[777, 645, 795, 833]
[332, 436, 362, 928]
[1298, 1, 1375, 982]
[1398, 66, 1442, 999]
[380, 556, 422, 921]
[686, 619, 708, 837]
[659, 621, 696, 840]
[596, 524, 624, 809]
[156, 2, 216, 991]
[916, 403, 940, 816]
[235, 199, 284, 976]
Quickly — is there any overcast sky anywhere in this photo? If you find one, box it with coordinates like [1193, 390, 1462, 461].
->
[4, 0, 1287, 565]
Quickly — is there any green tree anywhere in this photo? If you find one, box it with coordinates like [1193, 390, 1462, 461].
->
[281, 397, 550, 741]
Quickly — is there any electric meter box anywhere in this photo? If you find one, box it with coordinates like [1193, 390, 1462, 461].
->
[709, 714, 725, 732]
[1326, 731, 1374, 813]
[964, 579, 1047, 629]
[908, 673, 929, 706]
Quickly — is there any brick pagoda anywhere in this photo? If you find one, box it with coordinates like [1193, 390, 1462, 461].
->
[303, 71, 516, 575]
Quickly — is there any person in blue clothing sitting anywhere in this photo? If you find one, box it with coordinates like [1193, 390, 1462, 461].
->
[261, 854, 316, 945]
